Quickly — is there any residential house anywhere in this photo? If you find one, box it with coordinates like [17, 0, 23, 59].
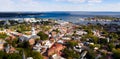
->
[51, 54, 65, 59]
[5, 44, 16, 53]
[76, 30, 87, 35]
[0, 39, 6, 50]
[29, 39, 35, 45]
[47, 43, 65, 56]
[62, 36, 71, 40]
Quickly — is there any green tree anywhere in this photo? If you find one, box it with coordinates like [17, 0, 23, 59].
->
[108, 43, 115, 51]
[17, 41, 31, 49]
[0, 51, 22, 59]
[99, 38, 107, 45]
[109, 33, 119, 40]
[37, 31, 48, 40]
[25, 49, 43, 59]
[86, 50, 96, 59]
[31, 51, 43, 59]
[0, 51, 5, 59]
[66, 41, 78, 48]
[0, 33, 8, 39]
[5, 53, 22, 59]
[112, 49, 120, 59]
[63, 48, 80, 59]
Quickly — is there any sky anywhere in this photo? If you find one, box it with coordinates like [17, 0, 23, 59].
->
[0, 0, 120, 12]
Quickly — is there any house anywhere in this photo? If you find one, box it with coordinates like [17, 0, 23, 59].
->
[29, 39, 35, 45]
[51, 31, 57, 37]
[33, 43, 42, 52]
[10, 32, 23, 37]
[57, 40, 64, 44]
[27, 57, 33, 59]
[0, 39, 6, 50]
[56, 20, 69, 25]
[62, 36, 71, 40]
[14, 18, 24, 23]
[76, 30, 87, 35]
[6, 35, 16, 41]
[0, 44, 4, 50]
[44, 40, 53, 48]
[74, 45, 82, 53]
[19, 35, 30, 42]
[72, 36, 81, 40]
[51, 54, 65, 59]
[47, 43, 65, 56]
[94, 47, 99, 50]
[92, 30, 101, 37]
[33, 41, 49, 54]
[24, 18, 37, 23]
[5, 44, 16, 53]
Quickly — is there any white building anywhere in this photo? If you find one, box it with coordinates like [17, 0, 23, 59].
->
[74, 45, 82, 53]
[76, 30, 87, 35]
[24, 18, 37, 23]
[31, 27, 36, 36]
[44, 40, 53, 48]
[14, 18, 24, 23]
[62, 36, 71, 40]
[52, 54, 65, 59]
[56, 20, 69, 25]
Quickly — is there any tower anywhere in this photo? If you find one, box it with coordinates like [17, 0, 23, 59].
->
[31, 23, 36, 36]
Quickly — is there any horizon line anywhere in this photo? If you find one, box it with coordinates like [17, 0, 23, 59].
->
[0, 11, 120, 13]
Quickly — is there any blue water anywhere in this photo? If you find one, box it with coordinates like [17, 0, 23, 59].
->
[0, 12, 120, 25]
[0, 11, 120, 18]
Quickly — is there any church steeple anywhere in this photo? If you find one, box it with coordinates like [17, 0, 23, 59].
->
[31, 23, 36, 36]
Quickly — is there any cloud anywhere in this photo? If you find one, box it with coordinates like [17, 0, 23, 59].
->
[55, 0, 103, 3]
[55, 0, 86, 3]
[88, 0, 102, 3]
[0, 0, 120, 12]
[0, 0, 46, 11]
[0, 0, 15, 10]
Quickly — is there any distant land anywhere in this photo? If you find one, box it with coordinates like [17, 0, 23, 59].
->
[0, 11, 120, 18]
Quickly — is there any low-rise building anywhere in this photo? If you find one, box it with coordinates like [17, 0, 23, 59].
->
[52, 54, 65, 59]
[47, 43, 65, 56]
[0, 39, 6, 50]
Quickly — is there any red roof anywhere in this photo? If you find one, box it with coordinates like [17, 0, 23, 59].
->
[47, 43, 65, 56]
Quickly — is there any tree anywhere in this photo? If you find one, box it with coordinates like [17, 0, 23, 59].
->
[86, 50, 96, 59]
[115, 44, 120, 49]
[108, 43, 115, 51]
[66, 41, 78, 48]
[0, 33, 8, 39]
[24, 49, 43, 59]
[11, 38, 18, 47]
[37, 31, 48, 40]
[99, 38, 107, 45]
[0, 51, 22, 59]
[17, 41, 31, 49]
[5, 53, 22, 59]
[109, 33, 119, 40]
[112, 49, 120, 59]
[53, 29, 59, 33]
[63, 48, 80, 59]
[0, 51, 5, 59]
[31, 51, 43, 59]
[91, 36, 99, 44]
